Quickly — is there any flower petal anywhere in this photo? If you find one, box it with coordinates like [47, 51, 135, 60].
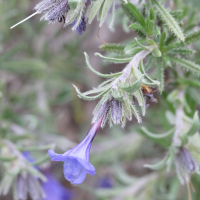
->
[76, 157, 96, 175]
[63, 158, 83, 182]
[72, 170, 87, 185]
[48, 149, 67, 161]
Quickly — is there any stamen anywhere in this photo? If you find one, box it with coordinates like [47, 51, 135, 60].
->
[97, 28, 107, 44]
[10, 12, 38, 29]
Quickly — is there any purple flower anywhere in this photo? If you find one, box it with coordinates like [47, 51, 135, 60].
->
[97, 176, 113, 188]
[42, 171, 73, 200]
[48, 117, 103, 184]
[36, 0, 70, 23]
[70, 15, 88, 35]
[175, 147, 199, 184]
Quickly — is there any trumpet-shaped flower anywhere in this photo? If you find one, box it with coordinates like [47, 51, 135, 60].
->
[48, 117, 102, 184]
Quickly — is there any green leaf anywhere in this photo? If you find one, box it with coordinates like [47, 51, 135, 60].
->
[162, 55, 172, 67]
[95, 53, 132, 63]
[122, 96, 132, 120]
[130, 103, 142, 123]
[170, 56, 200, 75]
[169, 30, 200, 48]
[120, 0, 146, 27]
[187, 88, 200, 105]
[144, 56, 155, 71]
[134, 89, 146, 116]
[0, 156, 16, 162]
[186, 111, 200, 136]
[141, 126, 175, 139]
[83, 85, 111, 96]
[145, 0, 153, 16]
[149, 8, 155, 21]
[129, 23, 145, 32]
[167, 48, 195, 55]
[144, 152, 170, 170]
[178, 78, 200, 88]
[84, 52, 123, 78]
[120, 75, 144, 93]
[100, 0, 114, 27]
[145, 19, 154, 36]
[100, 43, 125, 54]
[139, 60, 160, 86]
[156, 58, 164, 93]
[73, 85, 111, 100]
[184, 30, 200, 46]
[159, 31, 166, 52]
[152, 0, 185, 41]
[97, 0, 105, 21]
[124, 41, 145, 56]
[89, 0, 105, 24]
[124, 46, 144, 56]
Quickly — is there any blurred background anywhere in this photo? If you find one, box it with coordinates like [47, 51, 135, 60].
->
[0, 0, 200, 200]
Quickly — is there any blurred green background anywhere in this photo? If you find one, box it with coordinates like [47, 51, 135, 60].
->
[0, 0, 200, 200]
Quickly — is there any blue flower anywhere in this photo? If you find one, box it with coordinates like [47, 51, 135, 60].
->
[48, 117, 103, 184]
[42, 171, 73, 200]
[70, 15, 88, 35]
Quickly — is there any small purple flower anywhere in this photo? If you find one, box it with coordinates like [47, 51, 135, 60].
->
[97, 176, 113, 188]
[70, 15, 88, 35]
[48, 117, 103, 184]
[42, 171, 73, 200]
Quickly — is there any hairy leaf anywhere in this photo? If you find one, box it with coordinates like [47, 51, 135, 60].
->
[95, 53, 132, 63]
[170, 56, 200, 75]
[84, 52, 123, 78]
[152, 0, 185, 41]
[100, 43, 125, 54]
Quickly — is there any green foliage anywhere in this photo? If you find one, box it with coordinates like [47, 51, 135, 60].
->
[100, 43, 125, 54]
[152, 0, 185, 41]
[1, 0, 200, 200]
[170, 56, 200, 74]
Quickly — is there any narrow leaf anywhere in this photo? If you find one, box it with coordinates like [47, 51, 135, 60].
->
[144, 152, 170, 170]
[121, 0, 146, 27]
[129, 23, 145, 32]
[134, 89, 146, 116]
[100, 43, 125, 54]
[187, 88, 200, 105]
[156, 59, 164, 93]
[84, 52, 123, 78]
[152, 0, 185, 41]
[184, 30, 200, 46]
[73, 85, 110, 100]
[141, 126, 175, 139]
[130, 103, 142, 123]
[100, 0, 114, 27]
[89, 0, 105, 24]
[167, 48, 195, 55]
[186, 111, 200, 136]
[95, 53, 132, 63]
[159, 31, 166, 52]
[170, 56, 200, 75]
